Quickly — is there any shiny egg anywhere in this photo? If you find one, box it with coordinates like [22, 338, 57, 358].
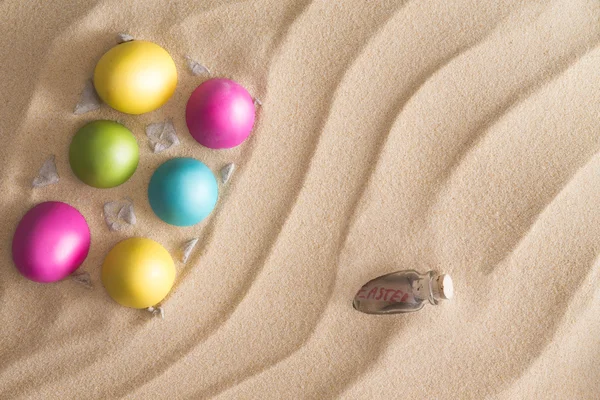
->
[69, 120, 139, 188]
[186, 78, 256, 149]
[101, 237, 175, 309]
[12, 202, 91, 283]
[94, 40, 177, 115]
[148, 158, 218, 227]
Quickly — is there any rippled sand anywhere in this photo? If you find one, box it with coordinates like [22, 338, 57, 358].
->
[1, 0, 600, 398]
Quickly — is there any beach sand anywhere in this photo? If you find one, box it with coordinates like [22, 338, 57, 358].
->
[1, 0, 600, 398]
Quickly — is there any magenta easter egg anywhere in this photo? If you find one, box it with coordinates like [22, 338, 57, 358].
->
[12, 202, 91, 283]
[186, 78, 256, 149]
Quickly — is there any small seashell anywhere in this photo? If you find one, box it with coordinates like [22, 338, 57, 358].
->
[180, 238, 199, 264]
[185, 55, 210, 76]
[117, 33, 134, 44]
[147, 306, 164, 319]
[220, 163, 235, 184]
[146, 120, 180, 154]
[74, 79, 102, 115]
[71, 271, 93, 289]
[32, 155, 59, 188]
[104, 198, 136, 231]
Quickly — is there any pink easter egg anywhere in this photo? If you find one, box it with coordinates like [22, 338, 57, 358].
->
[12, 201, 91, 283]
[186, 78, 256, 149]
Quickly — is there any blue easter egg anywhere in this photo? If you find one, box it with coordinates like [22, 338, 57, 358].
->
[148, 158, 218, 226]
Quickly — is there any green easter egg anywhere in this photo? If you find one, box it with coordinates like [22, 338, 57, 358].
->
[69, 120, 139, 188]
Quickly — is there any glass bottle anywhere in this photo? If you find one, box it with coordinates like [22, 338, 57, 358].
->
[353, 270, 453, 314]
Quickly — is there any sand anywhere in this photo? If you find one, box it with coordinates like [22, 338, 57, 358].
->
[1, 0, 600, 398]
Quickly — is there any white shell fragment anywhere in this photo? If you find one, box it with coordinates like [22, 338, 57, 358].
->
[253, 98, 262, 107]
[103, 198, 136, 231]
[117, 33, 134, 43]
[146, 120, 180, 153]
[71, 271, 93, 289]
[185, 55, 210, 76]
[147, 306, 164, 319]
[220, 163, 235, 184]
[180, 238, 199, 264]
[74, 79, 102, 115]
[32, 155, 59, 188]
[117, 202, 136, 225]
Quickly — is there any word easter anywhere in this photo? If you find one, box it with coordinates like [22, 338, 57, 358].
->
[355, 286, 409, 303]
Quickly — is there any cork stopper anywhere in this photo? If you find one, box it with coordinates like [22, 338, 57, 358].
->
[431, 274, 453, 300]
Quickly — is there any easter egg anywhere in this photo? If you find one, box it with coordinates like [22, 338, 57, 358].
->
[12, 202, 91, 283]
[148, 158, 218, 226]
[94, 40, 178, 114]
[186, 78, 256, 149]
[69, 120, 139, 188]
[101, 237, 175, 308]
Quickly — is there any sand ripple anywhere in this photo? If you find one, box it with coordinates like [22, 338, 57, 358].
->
[1, 0, 599, 399]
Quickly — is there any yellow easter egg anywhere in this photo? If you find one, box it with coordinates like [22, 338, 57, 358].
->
[93, 40, 178, 115]
[101, 237, 175, 309]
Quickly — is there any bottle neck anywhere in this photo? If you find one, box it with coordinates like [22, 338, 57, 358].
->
[413, 271, 452, 305]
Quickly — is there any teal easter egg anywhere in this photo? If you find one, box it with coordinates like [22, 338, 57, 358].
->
[69, 120, 139, 188]
[148, 158, 218, 226]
